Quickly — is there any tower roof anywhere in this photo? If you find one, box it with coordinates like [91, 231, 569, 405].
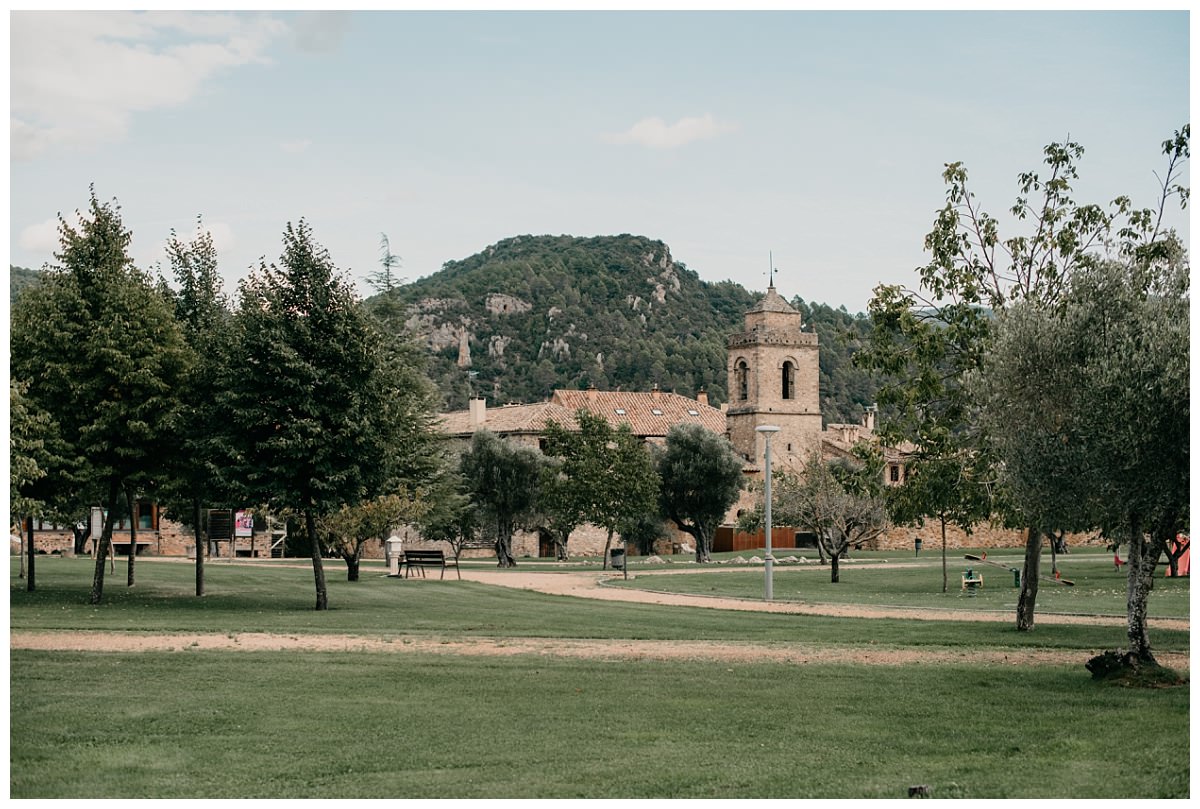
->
[747, 286, 799, 315]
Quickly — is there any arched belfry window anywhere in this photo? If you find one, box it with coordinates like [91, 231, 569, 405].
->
[736, 360, 749, 401]
[782, 361, 796, 400]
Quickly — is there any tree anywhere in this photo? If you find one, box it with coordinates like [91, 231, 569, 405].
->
[536, 457, 585, 561]
[975, 256, 1188, 665]
[858, 127, 1189, 630]
[886, 451, 992, 593]
[10, 380, 58, 589]
[10, 190, 189, 603]
[223, 220, 410, 610]
[460, 430, 544, 567]
[618, 512, 666, 557]
[319, 492, 428, 581]
[158, 220, 232, 597]
[743, 450, 889, 583]
[657, 423, 743, 563]
[542, 411, 660, 568]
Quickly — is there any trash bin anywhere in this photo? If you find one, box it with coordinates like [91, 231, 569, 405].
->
[914, 538, 922, 556]
[1013, 569, 1021, 588]
[385, 537, 404, 576]
[609, 548, 625, 570]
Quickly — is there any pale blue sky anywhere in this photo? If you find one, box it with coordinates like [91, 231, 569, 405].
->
[9, 9, 1190, 311]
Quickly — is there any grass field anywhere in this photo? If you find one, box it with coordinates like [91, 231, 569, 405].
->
[10, 555, 1191, 798]
[610, 547, 1192, 619]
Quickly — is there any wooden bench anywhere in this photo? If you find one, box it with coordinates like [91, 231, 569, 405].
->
[403, 549, 460, 580]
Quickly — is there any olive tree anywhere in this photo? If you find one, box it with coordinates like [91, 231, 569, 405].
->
[657, 423, 743, 563]
[975, 257, 1188, 664]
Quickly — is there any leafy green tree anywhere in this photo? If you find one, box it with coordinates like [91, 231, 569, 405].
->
[10, 380, 59, 588]
[743, 449, 889, 583]
[10, 190, 189, 603]
[657, 423, 743, 563]
[460, 430, 543, 567]
[417, 471, 481, 561]
[543, 410, 660, 568]
[618, 512, 666, 557]
[223, 220, 415, 610]
[157, 220, 231, 597]
[886, 452, 992, 593]
[318, 491, 429, 581]
[858, 127, 1189, 630]
[536, 457, 585, 561]
[975, 256, 1188, 664]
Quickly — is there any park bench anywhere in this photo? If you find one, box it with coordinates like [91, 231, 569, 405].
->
[403, 549, 460, 580]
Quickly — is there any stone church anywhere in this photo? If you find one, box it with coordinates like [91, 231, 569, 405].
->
[437, 282, 906, 557]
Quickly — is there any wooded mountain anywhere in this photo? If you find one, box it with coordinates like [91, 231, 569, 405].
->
[10, 265, 41, 304]
[367, 234, 879, 424]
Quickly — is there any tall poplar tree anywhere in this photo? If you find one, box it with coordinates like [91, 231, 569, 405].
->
[10, 190, 188, 604]
[224, 220, 400, 610]
[159, 221, 232, 597]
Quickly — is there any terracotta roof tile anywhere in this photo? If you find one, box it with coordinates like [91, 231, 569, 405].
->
[438, 401, 578, 437]
[550, 389, 725, 437]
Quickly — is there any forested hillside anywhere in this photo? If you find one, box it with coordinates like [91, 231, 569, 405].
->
[367, 234, 879, 424]
[10, 265, 41, 304]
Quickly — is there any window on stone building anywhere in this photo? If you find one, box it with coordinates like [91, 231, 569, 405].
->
[890, 465, 900, 483]
[782, 361, 796, 400]
[736, 360, 749, 401]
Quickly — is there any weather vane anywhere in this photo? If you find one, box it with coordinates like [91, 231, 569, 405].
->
[768, 251, 776, 290]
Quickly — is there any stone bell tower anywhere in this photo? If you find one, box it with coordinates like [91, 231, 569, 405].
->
[726, 281, 822, 471]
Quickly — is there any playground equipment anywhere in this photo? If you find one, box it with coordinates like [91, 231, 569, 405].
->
[964, 553, 1075, 587]
[961, 568, 983, 596]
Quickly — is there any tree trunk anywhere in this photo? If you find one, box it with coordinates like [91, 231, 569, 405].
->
[193, 498, 205, 597]
[26, 516, 35, 591]
[72, 525, 89, 555]
[554, 535, 569, 561]
[693, 524, 712, 563]
[1016, 526, 1041, 631]
[602, 527, 615, 569]
[830, 547, 840, 583]
[19, 518, 27, 580]
[306, 509, 329, 611]
[495, 521, 517, 568]
[125, 488, 137, 587]
[1125, 513, 1163, 664]
[940, 515, 948, 594]
[344, 543, 364, 582]
[90, 479, 121, 605]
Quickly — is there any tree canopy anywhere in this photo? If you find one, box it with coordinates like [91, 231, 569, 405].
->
[657, 423, 743, 563]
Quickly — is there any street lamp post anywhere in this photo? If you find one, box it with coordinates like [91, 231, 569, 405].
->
[756, 425, 781, 601]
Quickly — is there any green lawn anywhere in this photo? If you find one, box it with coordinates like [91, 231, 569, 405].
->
[610, 549, 1191, 619]
[10, 556, 1189, 652]
[10, 555, 1190, 798]
[10, 650, 1189, 798]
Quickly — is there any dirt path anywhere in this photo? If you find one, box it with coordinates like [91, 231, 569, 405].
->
[456, 567, 1192, 631]
[13, 629, 1188, 670]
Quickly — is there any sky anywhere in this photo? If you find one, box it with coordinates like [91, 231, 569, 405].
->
[7, 8, 1192, 312]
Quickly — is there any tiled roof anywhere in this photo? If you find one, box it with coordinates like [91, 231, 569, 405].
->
[438, 401, 578, 437]
[551, 389, 726, 437]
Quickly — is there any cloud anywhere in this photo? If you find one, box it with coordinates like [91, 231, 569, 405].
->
[603, 113, 738, 149]
[281, 139, 313, 154]
[290, 11, 351, 54]
[18, 217, 62, 254]
[10, 11, 286, 160]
